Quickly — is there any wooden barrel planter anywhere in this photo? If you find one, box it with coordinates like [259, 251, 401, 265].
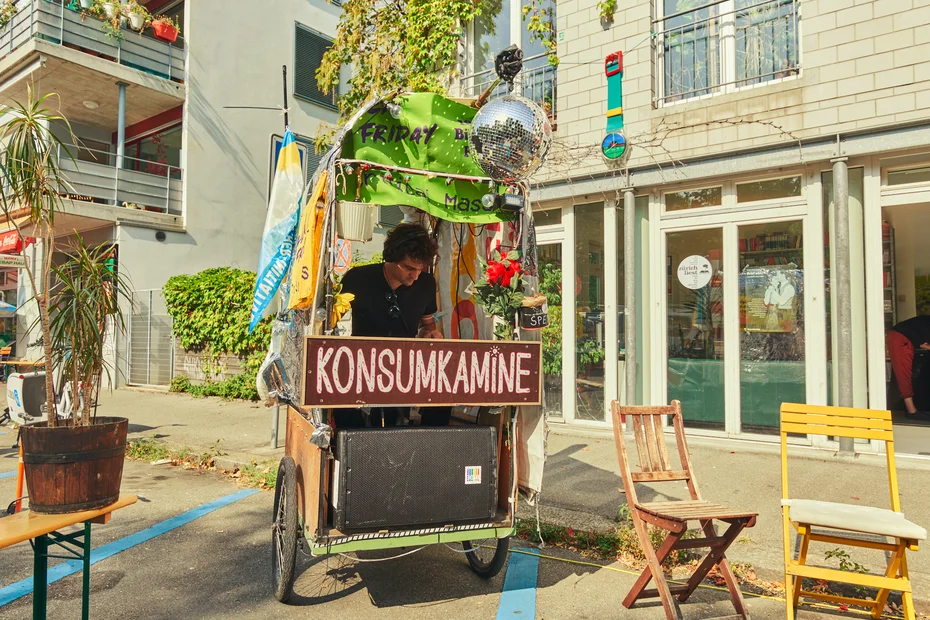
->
[20, 417, 128, 514]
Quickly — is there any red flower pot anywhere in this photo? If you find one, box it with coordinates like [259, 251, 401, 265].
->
[153, 21, 178, 43]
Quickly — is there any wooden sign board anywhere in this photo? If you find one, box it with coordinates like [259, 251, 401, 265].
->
[303, 336, 542, 408]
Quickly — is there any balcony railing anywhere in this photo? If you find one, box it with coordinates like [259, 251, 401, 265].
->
[0, 0, 184, 82]
[59, 145, 183, 216]
[460, 53, 557, 122]
[654, 0, 799, 105]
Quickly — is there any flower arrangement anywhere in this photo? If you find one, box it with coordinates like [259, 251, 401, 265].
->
[474, 250, 525, 340]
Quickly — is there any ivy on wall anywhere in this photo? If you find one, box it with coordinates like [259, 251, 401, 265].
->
[163, 268, 272, 400]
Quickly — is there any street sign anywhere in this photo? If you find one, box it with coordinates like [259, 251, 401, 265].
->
[334, 238, 352, 276]
[0, 254, 27, 269]
[303, 337, 542, 408]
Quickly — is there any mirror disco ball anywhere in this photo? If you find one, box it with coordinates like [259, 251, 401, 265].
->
[469, 94, 552, 183]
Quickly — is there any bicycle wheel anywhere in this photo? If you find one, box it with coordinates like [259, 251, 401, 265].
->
[272, 456, 299, 602]
[462, 536, 510, 578]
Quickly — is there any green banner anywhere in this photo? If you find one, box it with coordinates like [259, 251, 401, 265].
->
[338, 93, 508, 224]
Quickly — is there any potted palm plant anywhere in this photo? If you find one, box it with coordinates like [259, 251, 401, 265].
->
[0, 89, 132, 514]
[152, 13, 179, 43]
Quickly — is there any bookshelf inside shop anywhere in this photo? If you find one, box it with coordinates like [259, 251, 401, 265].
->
[883, 222, 897, 331]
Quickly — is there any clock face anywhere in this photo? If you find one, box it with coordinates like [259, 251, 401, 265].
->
[601, 131, 627, 160]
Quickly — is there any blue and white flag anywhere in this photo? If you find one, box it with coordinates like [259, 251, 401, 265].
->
[250, 128, 304, 332]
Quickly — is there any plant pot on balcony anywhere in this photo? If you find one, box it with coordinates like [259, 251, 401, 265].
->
[80, 0, 94, 8]
[153, 20, 178, 43]
[103, 2, 118, 18]
[20, 417, 128, 514]
[128, 12, 145, 30]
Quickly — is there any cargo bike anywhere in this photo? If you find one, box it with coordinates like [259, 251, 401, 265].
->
[264, 71, 552, 603]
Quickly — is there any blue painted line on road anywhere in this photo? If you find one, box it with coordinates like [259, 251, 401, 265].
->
[496, 547, 539, 619]
[0, 488, 260, 607]
[0, 471, 15, 480]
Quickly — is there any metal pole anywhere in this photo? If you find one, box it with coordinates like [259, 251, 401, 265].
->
[282, 65, 289, 129]
[271, 404, 280, 449]
[116, 82, 128, 186]
[832, 157, 854, 456]
[623, 189, 637, 406]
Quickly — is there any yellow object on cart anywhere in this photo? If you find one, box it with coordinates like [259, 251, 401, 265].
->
[288, 171, 328, 310]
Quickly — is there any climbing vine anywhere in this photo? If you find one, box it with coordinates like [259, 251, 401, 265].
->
[163, 267, 271, 356]
[523, 0, 559, 67]
[316, 0, 493, 124]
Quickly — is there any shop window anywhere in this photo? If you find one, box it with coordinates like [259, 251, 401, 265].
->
[575, 203, 606, 421]
[665, 186, 722, 211]
[887, 166, 930, 187]
[534, 208, 562, 227]
[295, 24, 338, 110]
[736, 176, 801, 202]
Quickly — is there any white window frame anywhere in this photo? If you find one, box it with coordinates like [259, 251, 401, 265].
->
[654, 0, 801, 107]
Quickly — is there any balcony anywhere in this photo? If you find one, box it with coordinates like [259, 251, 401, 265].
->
[59, 144, 183, 216]
[0, 0, 183, 81]
[460, 53, 557, 123]
[654, 0, 799, 106]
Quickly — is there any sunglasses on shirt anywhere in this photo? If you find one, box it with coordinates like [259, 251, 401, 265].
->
[385, 291, 401, 319]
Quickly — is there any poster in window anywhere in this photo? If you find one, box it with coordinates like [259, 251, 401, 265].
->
[740, 266, 802, 333]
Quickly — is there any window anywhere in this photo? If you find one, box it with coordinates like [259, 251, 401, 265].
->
[665, 186, 722, 211]
[379, 206, 405, 228]
[533, 207, 562, 227]
[294, 24, 338, 110]
[656, 0, 799, 105]
[887, 166, 930, 186]
[464, 0, 557, 120]
[736, 176, 801, 202]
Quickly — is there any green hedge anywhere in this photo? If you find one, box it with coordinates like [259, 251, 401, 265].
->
[163, 268, 271, 400]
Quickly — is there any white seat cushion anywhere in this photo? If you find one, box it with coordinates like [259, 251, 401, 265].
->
[783, 499, 927, 541]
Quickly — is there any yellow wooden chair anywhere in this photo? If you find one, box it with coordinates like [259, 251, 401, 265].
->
[780, 403, 926, 620]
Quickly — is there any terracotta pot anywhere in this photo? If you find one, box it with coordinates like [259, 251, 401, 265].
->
[20, 417, 128, 514]
[152, 20, 178, 43]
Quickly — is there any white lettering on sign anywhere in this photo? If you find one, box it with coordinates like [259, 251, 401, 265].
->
[313, 346, 536, 397]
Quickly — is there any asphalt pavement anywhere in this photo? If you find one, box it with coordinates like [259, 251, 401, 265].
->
[0, 454, 839, 619]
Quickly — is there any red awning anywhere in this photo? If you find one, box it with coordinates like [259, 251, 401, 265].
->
[0, 229, 35, 254]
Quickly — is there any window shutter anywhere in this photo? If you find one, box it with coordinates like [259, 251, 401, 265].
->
[294, 24, 337, 110]
[379, 205, 405, 228]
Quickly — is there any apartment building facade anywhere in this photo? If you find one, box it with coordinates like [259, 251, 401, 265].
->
[461, 0, 930, 454]
[0, 0, 346, 386]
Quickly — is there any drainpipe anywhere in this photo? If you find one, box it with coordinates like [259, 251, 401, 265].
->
[116, 82, 128, 172]
[623, 188, 636, 406]
[832, 156, 854, 456]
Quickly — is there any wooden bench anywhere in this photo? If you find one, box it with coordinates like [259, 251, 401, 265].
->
[0, 494, 137, 620]
[780, 403, 926, 620]
[611, 400, 757, 619]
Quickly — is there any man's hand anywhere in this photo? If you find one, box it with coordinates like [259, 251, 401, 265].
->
[418, 315, 442, 339]
[422, 329, 443, 339]
[921, 342, 930, 351]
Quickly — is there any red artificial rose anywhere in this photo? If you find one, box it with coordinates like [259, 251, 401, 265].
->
[501, 272, 513, 287]
[486, 261, 506, 285]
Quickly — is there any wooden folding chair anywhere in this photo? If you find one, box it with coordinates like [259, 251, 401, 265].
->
[611, 400, 758, 619]
[780, 403, 926, 620]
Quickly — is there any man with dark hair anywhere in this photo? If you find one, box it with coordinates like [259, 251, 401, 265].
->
[337, 222, 449, 426]
[887, 314, 930, 418]
[341, 222, 442, 339]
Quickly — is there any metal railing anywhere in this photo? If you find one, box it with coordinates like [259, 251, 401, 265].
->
[654, 0, 798, 105]
[58, 144, 183, 215]
[0, 0, 184, 81]
[460, 53, 558, 121]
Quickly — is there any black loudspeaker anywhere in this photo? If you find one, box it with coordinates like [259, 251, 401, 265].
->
[332, 426, 498, 531]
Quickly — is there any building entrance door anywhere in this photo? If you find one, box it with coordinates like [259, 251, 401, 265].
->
[659, 213, 810, 436]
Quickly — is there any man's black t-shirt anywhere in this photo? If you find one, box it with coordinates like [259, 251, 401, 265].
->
[892, 315, 930, 348]
[340, 263, 437, 338]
